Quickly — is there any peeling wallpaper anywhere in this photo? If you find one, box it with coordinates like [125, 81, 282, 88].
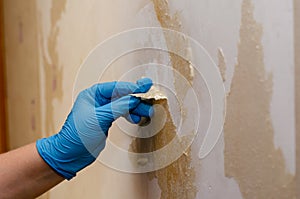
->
[2, 0, 297, 199]
[223, 0, 295, 198]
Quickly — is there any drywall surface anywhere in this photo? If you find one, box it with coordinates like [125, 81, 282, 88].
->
[3, 0, 297, 198]
[253, 0, 295, 174]
[224, 0, 295, 198]
[37, 1, 150, 199]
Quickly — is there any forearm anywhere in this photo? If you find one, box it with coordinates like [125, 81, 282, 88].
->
[0, 78, 153, 198]
[0, 143, 64, 199]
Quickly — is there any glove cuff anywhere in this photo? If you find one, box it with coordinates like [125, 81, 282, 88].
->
[36, 137, 76, 180]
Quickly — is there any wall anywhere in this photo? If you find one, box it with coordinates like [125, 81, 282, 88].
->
[294, 0, 300, 198]
[3, 0, 297, 198]
[0, 0, 7, 153]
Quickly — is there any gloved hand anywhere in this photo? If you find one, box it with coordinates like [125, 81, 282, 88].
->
[36, 78, 153, 180]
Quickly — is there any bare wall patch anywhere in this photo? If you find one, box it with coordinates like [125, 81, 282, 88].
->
[130, 0, 197, 198]
[224, 0, 296, 198]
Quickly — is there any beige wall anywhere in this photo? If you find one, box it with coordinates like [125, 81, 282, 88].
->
[3, 0, 298, 198]
[294, 0, 300, 198]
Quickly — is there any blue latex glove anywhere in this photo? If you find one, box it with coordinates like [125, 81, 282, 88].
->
[36, 78, 153, 180]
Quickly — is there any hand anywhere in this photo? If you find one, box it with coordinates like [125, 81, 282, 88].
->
[36, 78, 153, 180]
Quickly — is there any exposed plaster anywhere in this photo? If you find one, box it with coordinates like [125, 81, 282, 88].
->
[130, 0, 197, 198]
[151, 0, 197, 198]
[130, 99, 197, 199]
[223, 0, 296, 198]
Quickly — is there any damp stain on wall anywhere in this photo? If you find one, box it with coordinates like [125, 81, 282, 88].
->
[130, 0, 197, 199]
[223, 0, 296, 198]
[40, 0, 66, 136]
